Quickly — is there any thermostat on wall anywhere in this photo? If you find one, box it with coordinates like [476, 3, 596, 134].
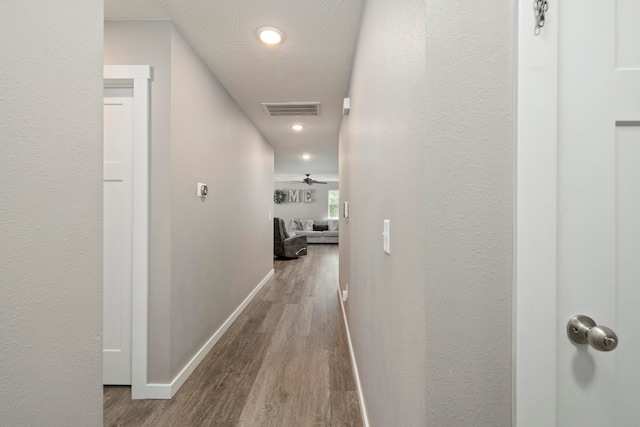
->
[197, 182, 208, 198]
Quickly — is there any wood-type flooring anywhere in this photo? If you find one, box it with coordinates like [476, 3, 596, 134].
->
[104, 244, 363, 426]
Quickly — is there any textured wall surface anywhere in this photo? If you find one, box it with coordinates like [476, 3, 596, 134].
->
[424, 0, 513, 425]
[273, 181, 339, 227]
[340, 0, 513, 425]
[0, 1, 104, 425]
[339, 0, 428, 424]
[104, 20, 174, 382]
[169, 25, 274, 378]
[105, 21, 274, 383]
[338, 126, 350, 322]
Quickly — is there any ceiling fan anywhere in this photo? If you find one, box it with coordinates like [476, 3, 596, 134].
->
[292, 174, 327, 185]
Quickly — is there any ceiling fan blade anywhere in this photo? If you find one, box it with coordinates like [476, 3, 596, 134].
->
[290, 175, 326, 185]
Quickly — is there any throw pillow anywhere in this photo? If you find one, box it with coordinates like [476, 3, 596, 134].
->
[292, 219, 303, 230]
[328, 220, 339, 231]
[313, 224, 329, 231]
[301, 220, 314, 231]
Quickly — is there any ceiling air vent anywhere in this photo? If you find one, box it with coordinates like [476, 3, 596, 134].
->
[261, 102, 320, 117]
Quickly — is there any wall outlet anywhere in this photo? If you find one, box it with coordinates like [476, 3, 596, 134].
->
[342, 284, 349, 301]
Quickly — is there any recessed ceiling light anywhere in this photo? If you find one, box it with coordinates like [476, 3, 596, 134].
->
[258, 27, 283, 45]
[302, 154, 310, 160]
[291, 124, 304, 131]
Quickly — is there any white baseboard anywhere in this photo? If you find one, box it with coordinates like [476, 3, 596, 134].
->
[161, 268, 275, 398]
[133, 383, 172, 399]
[337, 283, 370, 427]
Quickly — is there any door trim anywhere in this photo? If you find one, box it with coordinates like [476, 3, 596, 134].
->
[514, 0, 558, 425]
[104, 65, 157, 399]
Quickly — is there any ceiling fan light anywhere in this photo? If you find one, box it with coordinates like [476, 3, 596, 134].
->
[258, 27, 283, 45]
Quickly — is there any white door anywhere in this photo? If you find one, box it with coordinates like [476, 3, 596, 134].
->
[516, 0, 640, 425]
[103, 94, 133, 385]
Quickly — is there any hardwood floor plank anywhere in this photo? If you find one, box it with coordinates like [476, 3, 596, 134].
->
[293, 346, 331, 425]
[104, 244, 362, 426]
[258, 300, 286, 334]
[331, 391, 362, 427]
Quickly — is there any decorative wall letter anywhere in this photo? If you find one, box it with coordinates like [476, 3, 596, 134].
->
[282, 188, 315, 203]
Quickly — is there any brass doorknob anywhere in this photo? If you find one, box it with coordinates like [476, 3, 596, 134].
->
[567, 315, 618, 352]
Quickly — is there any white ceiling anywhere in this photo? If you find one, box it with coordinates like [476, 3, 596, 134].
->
[105, 0, 365, 182]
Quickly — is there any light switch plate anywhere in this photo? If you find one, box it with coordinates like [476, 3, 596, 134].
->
[383, 219, 390, 254]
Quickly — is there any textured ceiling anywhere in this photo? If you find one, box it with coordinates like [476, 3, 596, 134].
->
[105, 0, 365, 182]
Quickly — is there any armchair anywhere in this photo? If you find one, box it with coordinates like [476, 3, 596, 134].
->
[274, 217, 307, 258]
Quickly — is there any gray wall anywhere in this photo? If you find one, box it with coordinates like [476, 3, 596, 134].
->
[339, 0, 513, 425]
[104, 19, 174, 382]
[339, 0, 428, 424]
[105, 21, 274, 383]
[169, 25, 274, 377]
[424, 1, 513, 423]
[273, 181, 339, 228]
[0, 1, 104, 425]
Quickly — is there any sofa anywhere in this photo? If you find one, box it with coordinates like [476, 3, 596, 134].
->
[288, 218, 339, 244]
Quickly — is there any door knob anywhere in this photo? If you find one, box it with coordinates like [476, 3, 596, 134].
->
[567, 315, 618, 351]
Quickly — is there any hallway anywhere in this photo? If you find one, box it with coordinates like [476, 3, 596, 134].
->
[104, 244, 363, 426]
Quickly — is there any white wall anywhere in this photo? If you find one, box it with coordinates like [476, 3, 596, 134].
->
[273, 181, 339, 228]
[0, 1, 104, 425]
[105, 21, 274, 383]
[339, 0, 513, 425]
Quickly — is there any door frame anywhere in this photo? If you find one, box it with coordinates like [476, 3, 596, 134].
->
[514, 0, 559, 425]
[104, 65, 155, 399]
